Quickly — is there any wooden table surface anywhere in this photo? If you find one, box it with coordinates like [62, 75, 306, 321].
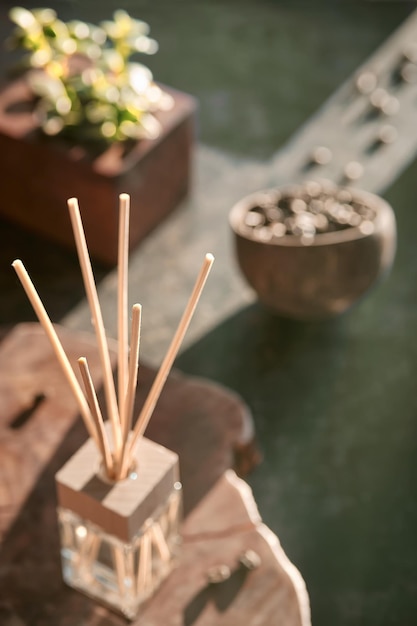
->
[0, 323, 310, 625]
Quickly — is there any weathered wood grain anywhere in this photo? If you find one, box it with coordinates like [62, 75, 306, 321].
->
[0, 324, 309, 625]
[140, 471, 310, 626]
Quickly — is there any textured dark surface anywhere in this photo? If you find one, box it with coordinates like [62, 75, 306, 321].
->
[1, 2, 417, 625]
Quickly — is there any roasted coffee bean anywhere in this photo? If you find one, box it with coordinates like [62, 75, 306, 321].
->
[296, 211, 315, 226]
[381, 96, 400, 116]
[344, 161, 364, 181]
[356, 205, 375, 220]
[359, 220, 375, 235]
[285, 216, 296, 231]
[336, 205, 353, 225]
[356, 71, 377, 95]
[207, 565, 231, 584]
[301, 233, 315, 245]
[325, 200, 344, 220]
[291, 198, 307, 214]
[311, 146, 332, 165]
[245, 210, 265, 228]
[304, 180, 322, 198]
[370, 88, 390, 111]
[309, 199, 324, 214]
[265, 206, 283, 223]
[377, 124, 398, 145]
[271, 222, 287, 237]
[349, 212, 362, 227]
[256, 226, 273, 241]
[400, 61, 417, 83]
[337, 189, 353, 203]
[239, 550, 261, 570]
[313, 213, 329, 231]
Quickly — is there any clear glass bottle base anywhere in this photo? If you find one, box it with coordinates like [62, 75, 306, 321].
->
[58, 488, 182, 619]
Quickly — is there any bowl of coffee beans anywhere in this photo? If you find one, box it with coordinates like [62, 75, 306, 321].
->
[229, 180, 396, 319]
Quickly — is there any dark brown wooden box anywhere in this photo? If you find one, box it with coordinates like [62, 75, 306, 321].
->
[0, 78, 197, 265]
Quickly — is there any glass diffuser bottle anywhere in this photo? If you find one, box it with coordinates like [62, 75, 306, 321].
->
[55, 434, 182, 619]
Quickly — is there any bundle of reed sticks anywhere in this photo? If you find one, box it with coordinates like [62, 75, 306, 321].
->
[13, 194, 214, 480]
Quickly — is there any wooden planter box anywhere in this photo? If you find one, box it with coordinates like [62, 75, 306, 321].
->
[0, 78, 196, 265]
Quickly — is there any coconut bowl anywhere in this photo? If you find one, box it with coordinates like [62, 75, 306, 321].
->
[229, 182, 396, 320]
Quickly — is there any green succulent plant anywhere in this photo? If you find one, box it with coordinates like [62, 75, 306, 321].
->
[6, 6, 173, 142]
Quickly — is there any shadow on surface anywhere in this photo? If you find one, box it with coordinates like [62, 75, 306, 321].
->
[184, 567, 248, 626]
[0, 217, 108, 325]
[176, 301, 348, 394]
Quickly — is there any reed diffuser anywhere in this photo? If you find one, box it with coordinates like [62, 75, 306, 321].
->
[12, 194, 213, 618]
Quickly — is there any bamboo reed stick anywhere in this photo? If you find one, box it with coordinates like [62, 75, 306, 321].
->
[67, 198, 123, 465]
[112, 545, 127, 598]
[121, 304, 142, 455]
[117, 193, 130, 429]
[11, 259, 100, 448]
[152, 523, 171, 562]
[78, 357, 114, 478]
[137, 532, 151, 595]
[124, 253, 214, 472]
[14, 195, 214, 488]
